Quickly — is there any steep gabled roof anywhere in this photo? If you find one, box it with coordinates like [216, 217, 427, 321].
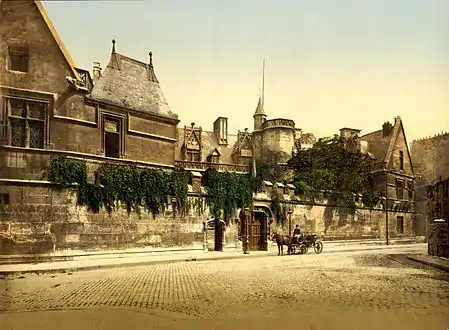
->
[176, 128, 238, 163]
[385, 117, 415, 175]
[360, 129, 390, 162]
[89, 46, 177, 119]
[360, 117, 414, 174]
[34, 1, 81, 81]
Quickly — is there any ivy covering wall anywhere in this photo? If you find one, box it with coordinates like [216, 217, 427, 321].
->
[48, 157, 189, 216]
[202, 168, 253, 223]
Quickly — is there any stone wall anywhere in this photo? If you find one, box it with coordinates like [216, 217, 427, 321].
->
[428, 222, 449, 258]
[411, 133, 449, 237]
[0, 182, 416, 255]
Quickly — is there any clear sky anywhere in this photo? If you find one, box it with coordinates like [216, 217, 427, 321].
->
[42, 0, 449, 144]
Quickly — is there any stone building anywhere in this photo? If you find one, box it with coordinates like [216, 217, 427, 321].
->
[358, 117, 416, 240]
[426, 177, 449, 257]
[410, 132, 449, 237]
[0, 0, 417, 254]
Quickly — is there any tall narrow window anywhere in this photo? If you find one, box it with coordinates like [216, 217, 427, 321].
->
[396, 216, 404, 234]
[8, 46, 29, 73]
[396, 179, 405, 200]
[407, 182, 413, 200]
[104, 118, 121, 158]
[399, 151, 404, 170]
[7, 98, 46, 148]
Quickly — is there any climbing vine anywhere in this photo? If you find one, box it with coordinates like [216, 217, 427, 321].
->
[270, 190, 287, 225]
[202, 168, 253, 223]
[47, 157, 87, 190]
[47, 157, 189, 216]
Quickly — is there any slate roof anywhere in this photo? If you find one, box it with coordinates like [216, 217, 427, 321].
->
[359, 117, 411, 171]
[89, 48, 177, 119]
[176, 128, 238, 163]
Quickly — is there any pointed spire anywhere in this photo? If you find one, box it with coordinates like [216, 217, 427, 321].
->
[254, 96, 265, 116]
[112, 39, 116, 53]
[149, 51, 153, 67]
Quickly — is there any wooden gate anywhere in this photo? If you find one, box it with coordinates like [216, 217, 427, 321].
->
[249, 216, 262, 251]
[240, 209, 266, 251]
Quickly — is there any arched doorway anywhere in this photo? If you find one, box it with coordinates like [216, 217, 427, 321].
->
[239, 206, 272, 251]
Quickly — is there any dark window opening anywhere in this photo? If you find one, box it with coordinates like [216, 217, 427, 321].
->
[187, 151, 200, 162]
[396, 216, 404, 234]
[396, 179, 405, 200]
[399, 151, 404, 170]
[207, 155, 219, 163]
[408, 182, 413, 200]
[0, 193, 9, 205]
[104, 119, 121, 158]
[9, 46, 29, 73]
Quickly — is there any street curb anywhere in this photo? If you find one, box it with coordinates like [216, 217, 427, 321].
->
[0, 253, 276, 276]
[0, 245, 426, 276]
[406, 256, 449, 273]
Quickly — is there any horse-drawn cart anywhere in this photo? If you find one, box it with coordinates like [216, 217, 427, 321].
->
[289, 234, 323, 255]
[272, 232, 323, 256]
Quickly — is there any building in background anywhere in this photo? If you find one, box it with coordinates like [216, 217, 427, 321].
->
[411, 132, 449, 238]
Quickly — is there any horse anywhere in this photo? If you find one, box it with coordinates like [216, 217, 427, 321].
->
[271, 232, 292, 256]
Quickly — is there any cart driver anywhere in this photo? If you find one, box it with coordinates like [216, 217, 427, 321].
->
[292, 224, 302, 244]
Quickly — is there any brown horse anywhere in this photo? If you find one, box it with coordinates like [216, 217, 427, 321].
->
[271, 232, 292, 256]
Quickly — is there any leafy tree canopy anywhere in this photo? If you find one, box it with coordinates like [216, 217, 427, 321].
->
[251, 149, 290, 192]
[287, 135, 379, 211]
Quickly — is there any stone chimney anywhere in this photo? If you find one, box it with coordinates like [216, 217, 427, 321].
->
[92, 61, 102, 84]
[339, 128, 361, 152]
[213, 117, 228, 145]
[382, 122, 393, 138]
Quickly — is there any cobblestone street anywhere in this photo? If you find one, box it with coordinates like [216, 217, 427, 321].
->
[1, 246, 448, 330]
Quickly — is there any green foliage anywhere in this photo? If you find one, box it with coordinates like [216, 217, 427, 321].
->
[270, 191, 287, 225]
[169, 166, 189, 212]
[287, 135, 378, 211]
[250, 149, 289, 192]
[48, 157, 189, 216]
[202, 168, 253, 223]
[47, 157, 87, 189]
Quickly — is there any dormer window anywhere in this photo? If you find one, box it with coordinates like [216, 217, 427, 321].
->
[206, 148, 220, 163]
[186, 150, 200, 162]
[8, 46, 29, 73]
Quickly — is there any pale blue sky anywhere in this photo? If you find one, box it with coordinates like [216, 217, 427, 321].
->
[43, 0, 449, 143]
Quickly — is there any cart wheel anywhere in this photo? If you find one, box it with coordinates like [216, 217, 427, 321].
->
[290, 246, 296, 255]
[314, 240, 323, 254]
[299, 244, 307, 254]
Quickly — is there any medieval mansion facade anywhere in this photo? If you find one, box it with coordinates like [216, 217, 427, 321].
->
[0, 1, 418, 254]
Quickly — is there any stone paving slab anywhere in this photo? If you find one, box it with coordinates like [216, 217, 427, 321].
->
[406, 254, 449, 272]
[0, 243, 427, 275]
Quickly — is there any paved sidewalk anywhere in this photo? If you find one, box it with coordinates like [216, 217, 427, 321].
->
[0, 243, 427, 275]
[406, 254, 449, 272]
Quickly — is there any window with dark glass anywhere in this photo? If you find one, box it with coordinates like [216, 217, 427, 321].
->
[399, 151, 404, 170]
[8, 46, 29, 73]
[395, 179, 405, 200]
[7, 98, 46, 148]
[407, 182, 413, 200]
[104, 118, 121, 158]
[396, 216, 404, 234]
[187, 150, 200, 162]
[0, 193, 9, 205]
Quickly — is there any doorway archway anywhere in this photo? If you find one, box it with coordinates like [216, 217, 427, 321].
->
[239, 206, 273, 251]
